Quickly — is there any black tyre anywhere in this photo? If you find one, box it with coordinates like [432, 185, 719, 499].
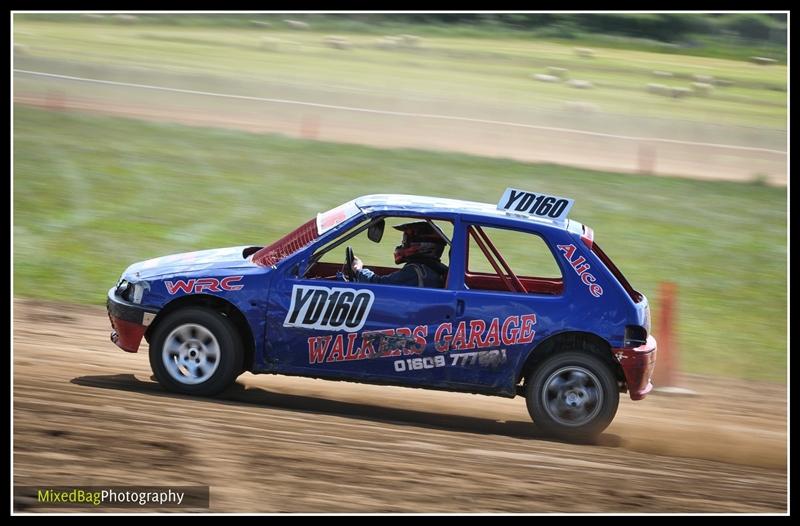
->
[526, 351, 619, 441]
[149, 307, 243, 396]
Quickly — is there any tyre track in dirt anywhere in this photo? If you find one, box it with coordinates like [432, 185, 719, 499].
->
[12, 92, 788, 186]
[12, 299, 787, 512]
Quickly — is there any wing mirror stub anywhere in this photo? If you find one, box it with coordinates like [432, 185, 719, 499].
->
[368, 218, 385, 243]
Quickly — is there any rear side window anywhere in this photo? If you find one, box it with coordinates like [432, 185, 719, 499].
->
[591, 242, 642, 302]
[465, 224, 563, 295]
[468, 226, 562, 279]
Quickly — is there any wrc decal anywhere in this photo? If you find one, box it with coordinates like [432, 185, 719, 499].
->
[556, 244, 603, 297]
[164, 276, 245, 295]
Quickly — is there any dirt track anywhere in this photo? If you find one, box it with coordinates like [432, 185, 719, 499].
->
[13, 298, 787, 513]
[12, 90, 788, 187]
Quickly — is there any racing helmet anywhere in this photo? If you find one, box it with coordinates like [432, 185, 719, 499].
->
[393, 221, 446, 264]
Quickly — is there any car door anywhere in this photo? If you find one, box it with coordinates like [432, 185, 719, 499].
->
[264, 215, 460, 387]
[440, 221, 571, 396]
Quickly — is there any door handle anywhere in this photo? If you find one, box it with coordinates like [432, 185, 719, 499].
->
[456, 299, 465, 317]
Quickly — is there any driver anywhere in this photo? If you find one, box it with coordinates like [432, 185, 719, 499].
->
[351, 221, 448, 288]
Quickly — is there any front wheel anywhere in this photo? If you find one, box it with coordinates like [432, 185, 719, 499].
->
[149, 307, 243, 396]
[526, 351, 619, 441]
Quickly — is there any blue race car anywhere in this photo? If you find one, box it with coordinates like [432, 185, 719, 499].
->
[107, 188, 656, 440]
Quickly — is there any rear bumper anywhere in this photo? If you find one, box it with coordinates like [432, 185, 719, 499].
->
[107, 287, 159, 353]
[614, 335, 657, 401]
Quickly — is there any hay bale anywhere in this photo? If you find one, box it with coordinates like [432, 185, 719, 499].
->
[14, 43, 29, 55]
[691, 82, 714, 96]
[398, 34, 421, 47]
[281, 40, 303, 52]
[652, 70, 673, 77]
[250, 20, 272, 28]
[750, 56, 777, 65]
[375, 36, 402, 49]
[574, 47, 595, 58]
[375, 37, 395, 49]
[670, 87, 692, 99]
[693, 74, 714, 83]
[259, 37, 281, 52]
[546, 66, 569, 78]
[567, 79, 593, 89]
[285, 19, 310, 30]
[532, 74, 560, 83]
[323, 35, 352, 50]
[646, 83, 668, 95]
[563, 101, 599, 113]
[112, 14, 139, 24]
[81, 14, 106, 20]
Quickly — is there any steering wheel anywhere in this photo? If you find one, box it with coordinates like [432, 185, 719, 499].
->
[344, 246, 356, 282]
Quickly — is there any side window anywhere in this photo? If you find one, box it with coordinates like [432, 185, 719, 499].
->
[306, 216, 453, 288]
[465, 224, 563, 295]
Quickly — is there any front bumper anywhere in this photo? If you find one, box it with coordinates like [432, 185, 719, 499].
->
[614, 335, 657, 401]
[107, 287, 159, 353]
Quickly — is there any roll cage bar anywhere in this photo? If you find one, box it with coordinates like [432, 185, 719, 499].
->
[467, 225, 527, 294]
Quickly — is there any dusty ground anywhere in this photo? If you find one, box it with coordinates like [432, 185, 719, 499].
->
[12, 88, 787, 187]
[12, 298, 787, 513]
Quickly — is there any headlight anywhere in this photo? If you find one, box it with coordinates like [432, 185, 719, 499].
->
[115, 279, 133, 300]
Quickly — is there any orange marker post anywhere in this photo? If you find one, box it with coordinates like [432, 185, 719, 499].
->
[300, 114, 320, 140]
[638, 142, 657, 175]
[45, 90, 65, 112]
[653, 281, 678, 387]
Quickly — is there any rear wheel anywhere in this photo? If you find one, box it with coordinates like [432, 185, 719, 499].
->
[149, 307, 243, 396]
[526, 351, 619, 441]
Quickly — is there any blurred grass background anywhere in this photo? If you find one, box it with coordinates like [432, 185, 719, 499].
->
[13, 18, 787, 130]
[13, 106, 786, 382]
[15, 12, 788, 63]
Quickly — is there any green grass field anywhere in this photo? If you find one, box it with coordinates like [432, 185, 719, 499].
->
[13, 19, 787, 130]
[13, 106, 786, 382]
[15, 13, 788, 64]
